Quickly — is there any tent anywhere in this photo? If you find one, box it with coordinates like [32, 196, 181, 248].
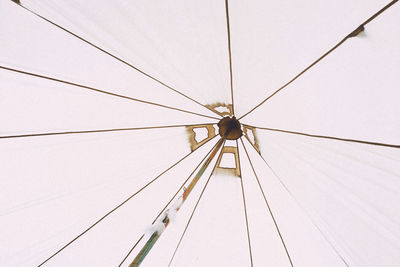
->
[1, 0, 399, 266]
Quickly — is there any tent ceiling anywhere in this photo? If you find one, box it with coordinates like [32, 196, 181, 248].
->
[0, 0, 399, 266]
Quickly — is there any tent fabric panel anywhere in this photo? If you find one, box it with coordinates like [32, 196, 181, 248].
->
[0, 131, 217, 266]
[242, 2, 400, 145]
[20, 0, 232, 106]
[229, 0, 391, 117]
[0, 69, 215, 136]
[0, 0, 220, 119]
[241, 138, 350, 267]
[256, 130, 400, 266]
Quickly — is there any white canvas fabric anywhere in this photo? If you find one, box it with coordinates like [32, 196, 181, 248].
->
[1, 0, 399, 266]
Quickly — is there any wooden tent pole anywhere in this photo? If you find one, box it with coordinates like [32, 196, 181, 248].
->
[130, 137, 226, 266]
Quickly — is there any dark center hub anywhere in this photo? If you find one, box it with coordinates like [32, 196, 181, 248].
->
[217, 116, 242, 140]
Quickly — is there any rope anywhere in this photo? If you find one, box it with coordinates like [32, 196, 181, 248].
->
[247, 124, 400, 149]
[0, 65, 219, 120]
